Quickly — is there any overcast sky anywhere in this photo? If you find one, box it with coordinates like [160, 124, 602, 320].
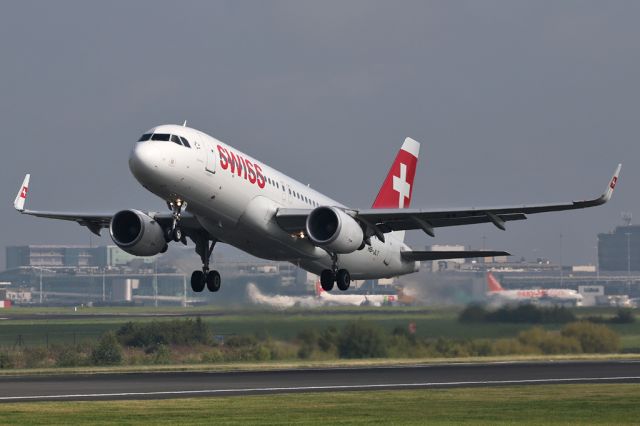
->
[1, 1, 638, 268]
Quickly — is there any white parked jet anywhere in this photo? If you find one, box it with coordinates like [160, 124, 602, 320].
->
[486, 272, 583, 306]
[14, 124, 621, 294]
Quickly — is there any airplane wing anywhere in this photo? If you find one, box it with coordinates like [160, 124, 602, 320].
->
[13, 174, 199, 236]
[275, 164, 621, 237]
[400, 250, 510, 261]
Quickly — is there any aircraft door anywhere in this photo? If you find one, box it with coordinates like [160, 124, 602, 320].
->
[204, 141, 216, 174]
[280, 180, 286, 203]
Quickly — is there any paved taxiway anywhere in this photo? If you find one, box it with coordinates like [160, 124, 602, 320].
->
[0, 361, 639, 402]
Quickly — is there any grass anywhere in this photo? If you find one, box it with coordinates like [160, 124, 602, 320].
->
[2, 306, 640, 351]
[0, 384, 638, 425]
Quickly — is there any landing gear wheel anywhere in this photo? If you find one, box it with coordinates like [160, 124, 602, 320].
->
[206, 270, 221, 292]
[173, 228, 183, 242]
[320, 269, 335, 291]
[190, 270, 205, 292]
[336, 269, 351, 291]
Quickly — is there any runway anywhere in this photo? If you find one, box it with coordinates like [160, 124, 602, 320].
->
[0, 360, 639, 402]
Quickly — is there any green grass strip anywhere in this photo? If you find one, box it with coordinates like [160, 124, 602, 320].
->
[0, 384, 638, 425]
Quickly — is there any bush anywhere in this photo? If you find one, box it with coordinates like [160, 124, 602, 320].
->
[458, 304, 488, 323]
[91, 332, 123, 365]
[338, 321, 388, 359]
[116, 317, 212, 348]
[54, 345, 85, 367]
[23, 347, 51, 368]
[202, 348, 224, 363]
[484, 304, 575, 324]
[561, 322, 620, 353]
[517, 327, 582, 355]
[0, 351, 14, 369]
[611, 309, 635, 324]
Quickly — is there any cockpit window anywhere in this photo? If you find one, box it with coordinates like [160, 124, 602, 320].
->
[170, 135, 182, 145]
[179, 136, 191, 148]
[138, 133, 152, 142]
[151, 133, 171, 141]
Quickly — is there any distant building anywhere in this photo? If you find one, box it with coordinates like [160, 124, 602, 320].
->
[5, 245, 155, 270]
[598, 225, 640, 272]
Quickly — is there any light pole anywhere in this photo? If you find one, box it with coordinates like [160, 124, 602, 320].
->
[625, 232, 631, 293]
[559, 233, 564, 288]
[39, 267, 43, 304]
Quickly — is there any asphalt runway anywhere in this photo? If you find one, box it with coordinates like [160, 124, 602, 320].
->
[0, 360, 639, 402]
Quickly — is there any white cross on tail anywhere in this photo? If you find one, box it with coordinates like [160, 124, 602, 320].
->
[392, 163, 411, 208]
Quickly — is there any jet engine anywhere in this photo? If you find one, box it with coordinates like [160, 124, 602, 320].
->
[109, 209, 168, 256]
[305, 206, 364, 253]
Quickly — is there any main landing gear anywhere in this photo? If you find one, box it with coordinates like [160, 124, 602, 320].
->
[320, 254, 351, 292]
[190, 235, 222, 293]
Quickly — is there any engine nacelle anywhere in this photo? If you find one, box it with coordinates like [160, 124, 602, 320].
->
[305, 206, 364, 253]
[109, 209, 168, 256]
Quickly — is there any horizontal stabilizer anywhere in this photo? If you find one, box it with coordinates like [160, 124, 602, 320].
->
[401, 250, 510, 261]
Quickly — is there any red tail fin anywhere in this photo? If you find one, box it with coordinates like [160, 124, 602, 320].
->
[486, 272, 504, 292]
[372, 138, 420, 209]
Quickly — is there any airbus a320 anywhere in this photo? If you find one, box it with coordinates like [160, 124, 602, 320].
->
[14, 124, 621, 293]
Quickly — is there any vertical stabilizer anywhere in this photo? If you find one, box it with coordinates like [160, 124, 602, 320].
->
[371, 138, 420, 243]
[487, 272, 504, 292]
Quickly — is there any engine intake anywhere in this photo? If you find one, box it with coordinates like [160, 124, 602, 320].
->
[305, 206, 364, 253]
[109, 209, 167, 256]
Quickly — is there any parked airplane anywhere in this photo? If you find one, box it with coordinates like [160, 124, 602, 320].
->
[314, 281, 398, 307]
[246, 283, 322, 309]
[247, 281, 398, 308]
[486, 272, 583, 306]
[14, 124, 620, 294]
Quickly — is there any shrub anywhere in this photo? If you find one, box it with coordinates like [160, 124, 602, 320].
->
[55, 345, 85, 367]
[338, 321, 388, 359]
[561, 322, 619, 353]
[202, 348, 224, 363]
[458, 304, 488, 323]
[485, 304, 575, 324]
[23, 347, 51, 368]
[318, 326, 339, 353]
[116, 317, 212, 348]
[611, 309, 635, 324]
[0, 351, 14, 369]
[91, 332, 123, 365]
[517, 327, 582, 355]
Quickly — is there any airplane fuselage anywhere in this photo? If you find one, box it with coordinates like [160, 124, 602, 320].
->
[129, 125, 418, 280]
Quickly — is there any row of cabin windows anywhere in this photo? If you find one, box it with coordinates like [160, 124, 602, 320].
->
[138, 133, 191, 148]
[263, 174, 320, 207]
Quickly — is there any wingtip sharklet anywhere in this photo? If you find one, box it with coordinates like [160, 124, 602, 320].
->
[13, 174, 30, 212]
[602, 163, 622, 202]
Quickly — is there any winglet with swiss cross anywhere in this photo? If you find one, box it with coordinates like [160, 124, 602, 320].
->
[13, 174, 30, 212]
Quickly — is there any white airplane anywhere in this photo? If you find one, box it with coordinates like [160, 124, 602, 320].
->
[486, 272, 583, 306]
[246, 283, 322, 309]
[314, 281, 398, 307]
[14, 124, 620, 294]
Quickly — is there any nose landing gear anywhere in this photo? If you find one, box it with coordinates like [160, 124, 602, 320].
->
[166, 200, 187, 244]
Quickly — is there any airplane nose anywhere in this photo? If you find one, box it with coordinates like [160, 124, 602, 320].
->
[129, 142, 160, 181]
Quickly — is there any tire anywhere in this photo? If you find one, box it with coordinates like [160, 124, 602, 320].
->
[190, 270, 205, 292]
[173, 228, 183, 242]
[206, 270, 221, 292]
[320, 269, 335, 291]
[164, 227, 174, 243]
[336, 269, 351, 291]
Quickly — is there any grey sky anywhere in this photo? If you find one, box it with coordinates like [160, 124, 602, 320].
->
[1, 1, 638, 268]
